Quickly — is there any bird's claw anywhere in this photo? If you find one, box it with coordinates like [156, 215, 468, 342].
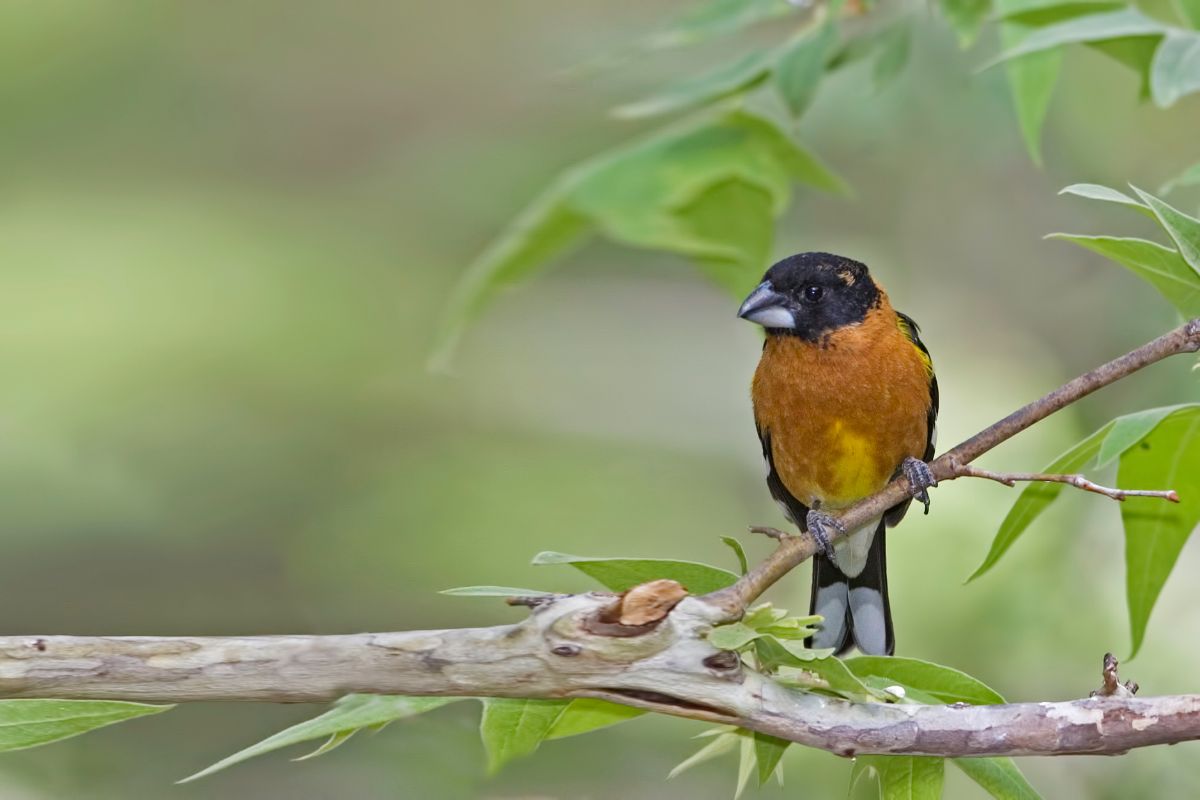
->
[805, 510, 843, 561]
[902, 456, 937, 515]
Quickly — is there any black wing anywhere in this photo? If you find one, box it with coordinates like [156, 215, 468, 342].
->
[885, 311, 939, 527]
[757, 427, 810, 530]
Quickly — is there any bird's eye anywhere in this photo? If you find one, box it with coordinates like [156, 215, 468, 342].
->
[803, 285, 824, 302]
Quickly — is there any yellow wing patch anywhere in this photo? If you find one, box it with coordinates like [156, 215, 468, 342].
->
[897, 314, 933, 378]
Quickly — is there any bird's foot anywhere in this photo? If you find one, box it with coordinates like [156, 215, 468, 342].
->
[902, 456, 937, 515]
[804, 510, 843, 561]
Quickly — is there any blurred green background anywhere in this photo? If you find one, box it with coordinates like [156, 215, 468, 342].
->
[2, 1, 1199, 797]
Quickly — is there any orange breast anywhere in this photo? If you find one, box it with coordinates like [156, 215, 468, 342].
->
[752, 294, 931, 509]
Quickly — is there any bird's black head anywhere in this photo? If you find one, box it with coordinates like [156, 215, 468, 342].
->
[737, 252, 880, 342]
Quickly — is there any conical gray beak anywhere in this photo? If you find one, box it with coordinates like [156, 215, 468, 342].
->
[737, 281, 795, 329]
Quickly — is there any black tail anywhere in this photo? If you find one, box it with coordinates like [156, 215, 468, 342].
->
[807, 522, 893, 656]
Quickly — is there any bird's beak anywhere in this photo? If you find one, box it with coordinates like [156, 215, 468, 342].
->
[737, 281, 795, 329]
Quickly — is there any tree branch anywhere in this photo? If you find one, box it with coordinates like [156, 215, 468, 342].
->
[949, 462, 1179, 502]
[703, 317, 1200, 617]
[3, 595, 1199, 757]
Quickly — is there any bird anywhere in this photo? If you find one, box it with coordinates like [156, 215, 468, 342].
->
[737, 252, 938, 656]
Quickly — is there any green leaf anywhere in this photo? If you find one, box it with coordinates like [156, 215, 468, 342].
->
[616, 50, 773, 119]
[480, 698, 570, 774]
[852, 756, 945, 799]
[1000, 21, 1061, 165]
[532, 550, 738, 593]
[649, 0, 797, 49]
[709, 622, 763, 650]
[1047, 235, 1200, 317]
[0, 699, 171, 754]
[1096, 405, 1194, 466]
[995, 0, 1121, 22]
[668, 730, 740, 778]
[1150, 30, 1200, 107]
[844, 657, 1006, 705]
[873, 21, 913, 90]
[1131, 186, 1200, 274]
[735, 734, 755, 799]
[760, 639, 875, 699]
[1089, 35, 1161, 98]
[182, 695, 456, 782]
[292, 729, 358, 761]
[953, 757, 1044, 800]
[1161, 160, 1200, 195]
[440, 585, 555, 597]
[753, 731, 789, 786]
[544, 698, 645, 740]
[432, 109, 845, 364]
[1120, 407, 1200, 656]
[968, 421, 1111, 581]
[1176, 0, 1200, 29]
[429, 194, 589, 370]
[1059, 182, 1149, 211]
[942, 0, 991, 47]
[986, 8, 1169, 66]
[774, 21, 839, 117]
[722, 536, 749, 575]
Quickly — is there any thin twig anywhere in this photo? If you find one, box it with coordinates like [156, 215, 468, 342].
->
[703, 318, 1200, 617]
[950, 462, 1180, 502]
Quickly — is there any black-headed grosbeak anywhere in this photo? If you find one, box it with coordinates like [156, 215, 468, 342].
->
[738, 252, 938, 656]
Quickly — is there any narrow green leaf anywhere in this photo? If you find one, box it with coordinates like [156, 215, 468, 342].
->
[753, 731, 789, 786]
[873, 21, 913, 90]
[292, 729, 357, 762]
[544, 698, 645, 739]
[1161, 160, 1200, 195]
[1150, 30, 1200, 107]
[968, 422, 1112, 581]
[954, 757, 1044, 800]
[532, 550, 738, 593]
[480, 698, 570, 774]
[0, 699, 171, 754]
[1131, 186, 1200, 274]
[735, 735, 755, 799]
[852, 756, 946, 799]
[1120, 407, 1200, 656]
[1096, 405, 1194, 466]
[844, 656, 1006, 705]
[1047, 235, 1200, 317]
[615, 50, 773, 119]
[722, 536, 749, 575]
[183, 695, 456, 782]
[440, 585, 555, 597]
[1000, 21, 1061, 165]
[942, 0, 991, 47]
[774, 21, 839, 117]
[986, 8, 1169, 66]
[429, 193, 589, 370]
[648, 0, 797, 49]
[668, 731, 740, 778]
[1059, 182, 1148, 211]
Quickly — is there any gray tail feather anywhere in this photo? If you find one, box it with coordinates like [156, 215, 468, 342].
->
[806, 522, 894, 656]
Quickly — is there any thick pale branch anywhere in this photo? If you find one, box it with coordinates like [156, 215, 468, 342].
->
[704, 318, 1200, 616]
[2, 595, 1199, 757]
